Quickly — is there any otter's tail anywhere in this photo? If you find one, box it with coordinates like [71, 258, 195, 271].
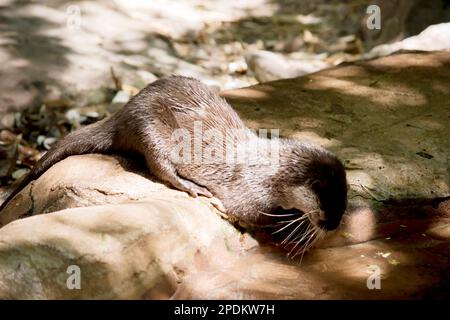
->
[0, 118, 115, 212]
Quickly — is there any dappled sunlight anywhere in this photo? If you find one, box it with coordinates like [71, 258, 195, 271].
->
[345, 152, 385, 170]
[224, 51, 450, 209]
[345, 149, 449, 201]
[308, 244, 407, 292]
[346, 170, 377, 192]
[367, 52, 447, 69]
[222, 87, 272, 99]
[290, 130, 341, 148]
[426, 223, 450, 240]
[0, 0, 449, 300]
[306, 74, 428, 107]
[113, 0, 278, 38]
[316, 206, 379, 249]
[431, 81, 450, 94]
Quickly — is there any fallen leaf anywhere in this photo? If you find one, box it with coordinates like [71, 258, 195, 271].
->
[389, 259, 400, 265]
[342, 232, 354, 239]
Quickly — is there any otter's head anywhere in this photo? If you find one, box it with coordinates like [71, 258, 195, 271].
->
[278, 145, 348, 232]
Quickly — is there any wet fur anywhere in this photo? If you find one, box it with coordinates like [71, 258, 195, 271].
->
[0, 76, 347, 235]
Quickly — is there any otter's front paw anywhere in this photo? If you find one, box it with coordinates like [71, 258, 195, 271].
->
[175, 177, 213, 198]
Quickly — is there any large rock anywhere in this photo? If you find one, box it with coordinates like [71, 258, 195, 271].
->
[0, 51, 449, 299]
[0, 154, 448, 299]
[0, 186, 252, 299]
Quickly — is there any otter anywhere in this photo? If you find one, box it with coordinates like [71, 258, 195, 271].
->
[0, 76, 347, 257]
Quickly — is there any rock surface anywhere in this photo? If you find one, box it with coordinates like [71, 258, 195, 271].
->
[0, 154, 448, 299]
[224, 51, 450, 203]
[366, 23, 450, 59]
[0, 179, 250, 299]
[246, 50, 330, 82]
[0, 51, 449, 299]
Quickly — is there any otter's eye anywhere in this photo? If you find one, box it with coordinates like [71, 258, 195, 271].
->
[312, 180, 321, 192]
